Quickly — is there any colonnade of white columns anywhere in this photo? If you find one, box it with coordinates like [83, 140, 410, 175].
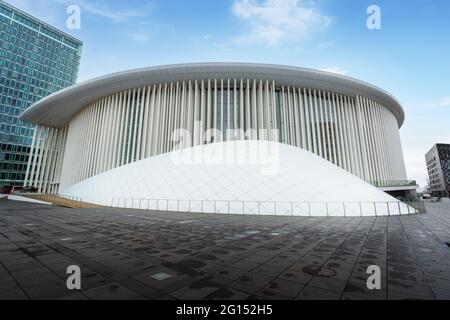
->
[24, 79, 408, 193]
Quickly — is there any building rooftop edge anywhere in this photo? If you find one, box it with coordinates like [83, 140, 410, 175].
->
[19, 62, 406, 128]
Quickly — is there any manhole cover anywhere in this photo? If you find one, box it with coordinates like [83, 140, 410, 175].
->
[302, 266, 336, 277]
[151, 272, 172, 281]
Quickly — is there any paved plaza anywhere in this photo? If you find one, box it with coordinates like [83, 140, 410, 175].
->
[0, 199, 449, 300]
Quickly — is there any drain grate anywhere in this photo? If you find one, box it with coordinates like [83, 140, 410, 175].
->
[302, 265, 337, 278]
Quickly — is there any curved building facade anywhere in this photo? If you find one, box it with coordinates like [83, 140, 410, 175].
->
[19, 63, 411, 213]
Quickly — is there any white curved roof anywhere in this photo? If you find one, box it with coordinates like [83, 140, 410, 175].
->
[20, 63, 405, 128]
[62, 140, 414, 216]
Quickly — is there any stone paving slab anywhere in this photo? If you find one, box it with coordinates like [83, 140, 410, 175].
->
[0, 199, 449, 300]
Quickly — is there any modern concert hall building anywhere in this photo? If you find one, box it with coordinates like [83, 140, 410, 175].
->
[19, 63, 417, 216]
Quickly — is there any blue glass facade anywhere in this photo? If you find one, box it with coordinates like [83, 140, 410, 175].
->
[0, 0, 82, 190]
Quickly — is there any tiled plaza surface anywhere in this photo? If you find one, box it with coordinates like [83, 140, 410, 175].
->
[0, 199, 449, 300]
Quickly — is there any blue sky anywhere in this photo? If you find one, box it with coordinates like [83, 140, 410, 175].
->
[5, 0, 450, 189]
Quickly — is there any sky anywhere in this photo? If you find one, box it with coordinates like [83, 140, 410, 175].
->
[4, 0, 450, 190]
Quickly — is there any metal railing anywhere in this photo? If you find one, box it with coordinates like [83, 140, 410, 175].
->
[18, 192, 83, 203]
[371, 180, 418, 188]
[57, 194, 83, 203]
[405, 200, 426, 214]
[111, 198, 425, 217]
[38, 194, 84, 207]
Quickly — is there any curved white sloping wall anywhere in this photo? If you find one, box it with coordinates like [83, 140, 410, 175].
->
[62, 141, 415, 216]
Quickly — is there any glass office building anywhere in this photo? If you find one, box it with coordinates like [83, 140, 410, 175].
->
[426, 144, 450, 197]
[0, 0, 82, 191]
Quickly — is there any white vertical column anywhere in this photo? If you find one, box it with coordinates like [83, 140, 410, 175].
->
[280, 86, 287, 143]
[287, 87, 294, 145]
[76, 109, 87, 182]
[88, 101, 99, 176]
[168, 83, 175, 151]
[130, 89, 140, 161]
[124, 90, 134, 163]
[48, 128, 63, 193]
[162, 83, 170, 153]
[93, 98, 104, 174]
[323, 92, 331, 163]
[337, 95, 350, 172]
[240, 79, 245, 140]
[193, 80, 199, 146]
[343, 97, 355, 175]
[346, 96, 359, 176]
[271, 81, 278, 142]
[136, 87, 146, 160]
[186, 81, 193, 147]
[141, 87, 151, 159]
[116, 93, 127, 166]
[213, 79, 218, 141]
[24, 128, 38, 187]
[367, 99, 382, 183]
[251, 79, 257, 140]
[220, 79, 224, 141]
[173, 82, 180, 150]
[328, 92, 337, 165]
[330, 94, 340, 167]
[298, 88, 307, 149]
[350, 97, 363, 179]
[207, 79, 212, 143]
[363, 97, 377, 182]
[29, 127, 43, 187]
[311, 90, 319, 156]
[54, 125, 68, 193]
[259, 80, 266, 140]
[199, 80, 205, 143]
[380, 108, 393, 181]
[226, 79, 231, 141]
[72, 111, 85, 182]
[319, 91, 327, 160]
[84, 106, 95, 176]
[350, 97, 364, 179]
[45, 128, 59, 193]
[234, 79, 238, 140]
[98, 96, 111, 173]
[263, 80, 270, 141]
[245, 79, 251, 138]
[106, 94, 117, 170]
[42, 128, 56, 192]
[81, 105, 93, 180]
[375, 103, 388, 182]
[34, 127, 46, 191]
[37, 128, 50, 192]
[304, 89, 312, 152]
[293, 87, 301, 147]
[153, 85, 162, 155]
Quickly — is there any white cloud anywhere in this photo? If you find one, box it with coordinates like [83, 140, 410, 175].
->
[317, 41, 334, 49]
[129, 32, 151, 44]
[6, 0, 153, 23]
[4, 0, 34, 12]
[232, 0, 331, 46]
[434, 96, 450, 108]
[425, 96, 450, 108]
[4, 0, 59, 24]
[55, 0, 153, 23]
[320, 66, 349, 76]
